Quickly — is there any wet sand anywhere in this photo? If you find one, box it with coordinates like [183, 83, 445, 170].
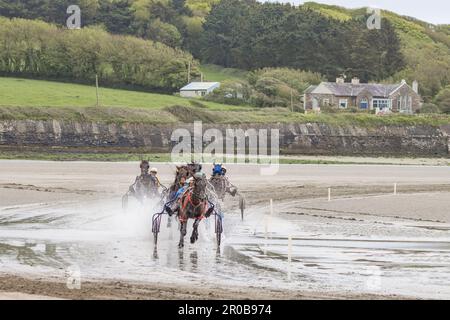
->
[0, 160, 449, 299]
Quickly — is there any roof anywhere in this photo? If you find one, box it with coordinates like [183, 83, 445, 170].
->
[312, 82, 404, 98]
[304, 85, 317, 94]
[180, 82, 220, 91]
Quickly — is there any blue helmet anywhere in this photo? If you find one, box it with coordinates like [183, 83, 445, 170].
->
[212, 163, 223, 176]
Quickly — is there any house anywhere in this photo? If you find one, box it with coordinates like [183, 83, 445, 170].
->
[304, 77, 422, 114]
[180, 82, 220, 98]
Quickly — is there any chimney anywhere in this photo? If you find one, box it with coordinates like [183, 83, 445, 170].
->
[351, 77, 360, 85]
[412, 80, 419, 94]
[336, 77, 345, 84]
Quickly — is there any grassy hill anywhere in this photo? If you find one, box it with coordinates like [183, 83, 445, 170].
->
[303, 2, 450, 101]
[0, 77, 247, 111]
[199, 64, 248, 82]
[0, 76, 449, 128]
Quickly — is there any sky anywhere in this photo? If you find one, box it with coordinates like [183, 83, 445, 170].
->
[262, 0, 449, 25]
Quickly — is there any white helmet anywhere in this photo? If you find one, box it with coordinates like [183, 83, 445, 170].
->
[150, 167, 158, 173]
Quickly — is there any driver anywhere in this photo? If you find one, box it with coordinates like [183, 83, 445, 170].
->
[150, 167, 161, 187]
[129, 160, 155, 196]
[165, 177, 194, 216]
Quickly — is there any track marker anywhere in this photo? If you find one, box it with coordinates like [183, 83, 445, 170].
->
[394, 183, 397, 195]
[328, 188, 331, 201]
[288, 235, 292, 281]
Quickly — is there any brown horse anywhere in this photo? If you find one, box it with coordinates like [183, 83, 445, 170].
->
[168, 163, 201, 199]
[177, 173, 213, 248]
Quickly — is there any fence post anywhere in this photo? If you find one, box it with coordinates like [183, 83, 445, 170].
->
[288, 235, 292, 281]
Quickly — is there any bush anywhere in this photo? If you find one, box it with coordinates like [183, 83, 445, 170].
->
[419, 103, 441, 114]
[0, 17, 199, 91]
[346, 106, 359, 113]
[203, 80, 251, 105]
[434, 87, 450, 114]
[320, 105, 339, 114]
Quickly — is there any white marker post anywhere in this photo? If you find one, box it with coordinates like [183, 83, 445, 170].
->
[328, 188, 331, 202]
[269, 199, 273, 239]
[264, 215, 268, 255]
[394, 183, 397, 195]
[288, 235, 292, 281]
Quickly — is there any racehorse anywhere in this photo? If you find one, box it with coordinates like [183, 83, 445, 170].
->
[177, 173, 214, 248]
[167, 163, 202, 199]
[122, 172, 161, 210]
[208, 165, 246, 221]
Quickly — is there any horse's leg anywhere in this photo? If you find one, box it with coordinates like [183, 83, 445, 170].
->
[190, 219, 200, 244]
[178, 218, 187, 249]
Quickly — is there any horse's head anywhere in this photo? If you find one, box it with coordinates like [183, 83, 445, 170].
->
[175, 165, 189, 179]
[192, 172, 207, 199]
[187, 162, 202, 174]
[140, 160, 150, 175]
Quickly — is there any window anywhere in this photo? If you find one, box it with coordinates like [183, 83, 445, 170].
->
[323, 98, 330, 106]
[399, 96, 412, 113]
[373, 99, 391, 110]
[339, 99, 348, 109]
[360, 98, 368, 109]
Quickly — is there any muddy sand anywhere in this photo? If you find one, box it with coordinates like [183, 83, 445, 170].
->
[0, 161, 449, 299]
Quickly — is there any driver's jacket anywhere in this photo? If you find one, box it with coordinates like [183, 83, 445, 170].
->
[131, 173, 159, 196]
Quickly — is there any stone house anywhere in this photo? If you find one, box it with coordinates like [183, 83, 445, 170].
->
[304, 77, 422, 114]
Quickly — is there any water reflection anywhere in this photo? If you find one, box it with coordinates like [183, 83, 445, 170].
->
[190, 250, 198, 272]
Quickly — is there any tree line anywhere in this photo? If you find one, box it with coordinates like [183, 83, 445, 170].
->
[0, 17, 198, 91]
[0, 0, 208, 56]
[0, 0, 405, 82]
[200, 0, 405, 82]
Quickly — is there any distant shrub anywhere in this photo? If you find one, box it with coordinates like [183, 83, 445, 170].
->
[434, 87, 450, 114]
[0, 17, 199, 91]
[320, 105, 339, 114]
[419, 103, 441, 114]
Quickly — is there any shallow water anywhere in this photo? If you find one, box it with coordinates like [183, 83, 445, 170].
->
[1, 198, 450, 299]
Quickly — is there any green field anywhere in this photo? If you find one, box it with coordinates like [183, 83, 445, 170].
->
[199, 64, 248, 82]
[1, 76, 449, 127]
[0, 77, 247, 111]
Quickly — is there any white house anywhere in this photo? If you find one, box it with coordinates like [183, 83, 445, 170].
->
[180, 82, 220, 98]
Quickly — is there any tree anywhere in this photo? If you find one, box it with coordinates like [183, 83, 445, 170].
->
[147, 19, 182, 47]
[434, 87, 450, 114]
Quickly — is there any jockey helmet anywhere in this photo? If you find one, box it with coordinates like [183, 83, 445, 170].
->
[150, 167, 158, 174]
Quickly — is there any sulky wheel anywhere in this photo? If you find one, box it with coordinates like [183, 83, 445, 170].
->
[215, 214, 223, 248]
[122, 194, 128, 212]
[239, 195, 246, 221]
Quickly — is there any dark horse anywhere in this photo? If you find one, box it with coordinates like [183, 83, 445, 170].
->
[177, 173, 213, 248]
[122, 160, 160, 210]
[168, 162, 202, 200]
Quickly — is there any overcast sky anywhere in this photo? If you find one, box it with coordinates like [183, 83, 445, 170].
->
[261, 0, 449, 25]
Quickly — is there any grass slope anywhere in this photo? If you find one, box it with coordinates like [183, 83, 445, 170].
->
[199, 64, 248, 82]
[0, 77, 247, 111]
[0, 76, 449, 126]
